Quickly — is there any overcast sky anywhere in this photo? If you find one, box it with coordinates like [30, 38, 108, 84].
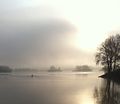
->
[0, 0, 120, 68]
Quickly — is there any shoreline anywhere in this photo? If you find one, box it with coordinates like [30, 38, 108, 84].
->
[99, 69, 120, 83]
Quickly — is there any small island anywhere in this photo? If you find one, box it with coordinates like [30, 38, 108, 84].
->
[48, 66, 62, 72]
[73, 65, 92, 72]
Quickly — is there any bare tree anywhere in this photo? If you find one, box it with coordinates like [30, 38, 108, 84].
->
[95, 34, 120, 73]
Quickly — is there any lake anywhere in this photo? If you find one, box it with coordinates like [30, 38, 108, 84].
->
[0, 71, 119, 104]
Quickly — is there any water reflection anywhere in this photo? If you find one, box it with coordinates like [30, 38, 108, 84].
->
[76, 90, 94, 104]
[94, 79, 120, 104]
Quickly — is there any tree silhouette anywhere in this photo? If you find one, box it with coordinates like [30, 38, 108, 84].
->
[95, 34, 120, 73]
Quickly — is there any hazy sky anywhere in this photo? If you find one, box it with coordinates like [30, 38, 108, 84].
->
[0, 0, 120, 68]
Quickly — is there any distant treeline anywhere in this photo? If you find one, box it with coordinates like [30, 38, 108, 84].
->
[73, 65, 92, 72]
[0, 66, 12, 73]
[48, 66, 62, 72]
[0, 65, 94, 73]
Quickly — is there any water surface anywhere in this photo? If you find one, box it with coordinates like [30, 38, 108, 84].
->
[0, 71, 119, 104]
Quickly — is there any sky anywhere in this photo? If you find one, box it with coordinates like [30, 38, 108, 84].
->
[0, 0, 120, 68]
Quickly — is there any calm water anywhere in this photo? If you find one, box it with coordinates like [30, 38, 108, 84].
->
[0, 71, 119, 104]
